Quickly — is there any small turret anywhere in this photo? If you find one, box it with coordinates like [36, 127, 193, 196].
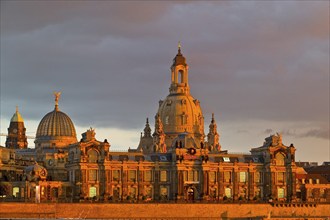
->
[137, 118, 153, 154]
[207, 113, 221, 152]
[143, 118, 152, 138]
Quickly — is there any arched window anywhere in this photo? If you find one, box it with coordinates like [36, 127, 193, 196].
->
[275, 153, 285, 166]
[178, 70, 184, 83]
[225, 187, 232, 198]
[88, 149, 98, 163]
[89, 186, 97, 198]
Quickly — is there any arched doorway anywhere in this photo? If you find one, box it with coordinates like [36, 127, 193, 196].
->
[187, 187, 194, 202]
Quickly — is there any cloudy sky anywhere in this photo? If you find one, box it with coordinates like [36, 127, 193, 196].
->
[1, 1, 329, 163]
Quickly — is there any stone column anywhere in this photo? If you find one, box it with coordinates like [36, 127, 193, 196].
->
[138, 167, 143, 200]
[233, 168, 239, 200]
[271, 171, 276, 199]
[249, 171, 254, 200]
[178, 171, 183, 196]
[154, 162, 160, 200]
[218, 164, 224, 200]
[203, 171, 208, 196]
[122, 164, 127, 201]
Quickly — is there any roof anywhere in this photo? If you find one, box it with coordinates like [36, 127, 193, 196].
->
[305, 165, 330, 174]
[10, 107, 24, 122]
[296, 173, 329, 184]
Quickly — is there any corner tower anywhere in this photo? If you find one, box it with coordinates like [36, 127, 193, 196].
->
[157, 44, 204, 150]
[5, 106, 28, 149]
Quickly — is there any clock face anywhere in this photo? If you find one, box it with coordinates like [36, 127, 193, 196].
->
[40, 169, 46, 177]
[13, 129, 17, 134]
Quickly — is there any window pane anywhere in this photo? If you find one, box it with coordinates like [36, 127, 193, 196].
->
[12, 187, 19, 197]
[188, 171, 194, 181]
[129, 170, 136, 182]
[225, 188, 232, 198]
[89, 187, 96, 198]
[209, 172, 216, 183]
[224, 172, 231, 183]
[240, 172, 246, 183]
[255, 172, 260, 183]
[113, 170, 120, 181]
[160, 171, 167, 182]
[144, 170, 152, 182]
[194, 171, 199, 181]
[89, 170, 97, 181]
[160, 186, 168, 197]
[278, 188, 285, 198]
[278, 172, 284, 183]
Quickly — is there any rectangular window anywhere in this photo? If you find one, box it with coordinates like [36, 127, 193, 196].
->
[129, 187, 136, 197]
[12, 187, 19, 197]
[225, 188, 232, 198]
[187, 170, 199, 182]
[160, 171, 167, 182]
[224, 171, 231, 183]
[188, 171, 194, 181]
[255, 172, 260, 183]
[194, 171, 199, 181]
[113, 170, 120, 181]
[209, 171, 216, 183]
[129, 170, 136, 182]
[144, 170, 152, 182]
[278, 188, 285, 199]
[89, 170, 97, 181]
[277, 172, 285, 183]
[239, 172, 247, 183]
[160, 186, 168, 197]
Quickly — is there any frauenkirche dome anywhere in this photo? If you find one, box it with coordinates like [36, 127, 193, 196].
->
[157, 45, 204, 149]
[35, 92, 77, 149]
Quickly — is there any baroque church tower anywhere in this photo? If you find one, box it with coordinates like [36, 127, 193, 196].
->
[137, 118, 153, 153]
[6, 106, 28, 149]
[207, 113, 221, 152]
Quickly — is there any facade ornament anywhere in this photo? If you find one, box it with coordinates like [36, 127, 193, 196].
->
[54, 91, 61, 111]
[153, 114, 167, 153]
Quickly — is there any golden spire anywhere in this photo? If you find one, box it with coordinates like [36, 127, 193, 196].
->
[11, 105, 24, 122]
[178, 41, 181, 54]
[54, 91, 61, 111]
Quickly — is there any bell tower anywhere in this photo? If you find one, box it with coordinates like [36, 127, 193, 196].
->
[6, 106, 28, 149]
[170, 42, 190, 95]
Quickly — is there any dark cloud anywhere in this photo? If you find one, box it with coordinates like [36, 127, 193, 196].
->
[301, 129, 329, 139]
[279, 128, 329, 140]
[1, 1, 329, 141]
[264, 129, 273, 134]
